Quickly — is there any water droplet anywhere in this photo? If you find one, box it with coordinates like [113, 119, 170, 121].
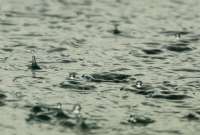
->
[69, 72, 77, 80]
[128, 114, 137, 123]
[31, 50, 36, 54]
[136, 81, 143, 88]
[57, 103, 62, 110]
[175, 33, 181, 40]
[31, 55, 41, 70]
[72, 104, 81, 115]
[15, 92, 22, 97]
[113, 24, 121, 35]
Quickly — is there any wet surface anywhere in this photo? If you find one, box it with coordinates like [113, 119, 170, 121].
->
[1, 0, 200, 135]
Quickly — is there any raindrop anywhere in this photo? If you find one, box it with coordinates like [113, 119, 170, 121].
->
[175, 33, 181, 40]
[136, 81, 143, 89]
[69, 72, 77, 80]
[129, 114, 137, 123]
[15, 92, 22, 98]
[31, 55, 41, 70]
[72, 104, 82, 116]
[57, 103, 62, 110]
[112, 24, 121, 35]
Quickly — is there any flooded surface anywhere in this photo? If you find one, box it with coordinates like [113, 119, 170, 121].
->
[1, 0, 200, 134]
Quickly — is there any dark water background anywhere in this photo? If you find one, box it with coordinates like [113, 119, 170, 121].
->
[1, 0, 200, 135]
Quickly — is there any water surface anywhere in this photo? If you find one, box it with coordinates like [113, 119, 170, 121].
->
[1, 0, 200, 135]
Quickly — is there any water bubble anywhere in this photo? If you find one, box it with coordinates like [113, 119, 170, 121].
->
[30, 50, 36, 54]
[69, 72, 77, 80]
[175, 33, 181, 40]
[15, 92, 22, 98]
[136, 81, 143, 88]
[72, 104, 82, 115]
[57, 103, 62, 110]
[128, 114, 137, 123]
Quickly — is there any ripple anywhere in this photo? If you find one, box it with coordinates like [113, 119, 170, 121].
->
[60, 73, 96, 91]
[183, 112, 200, 121]
[166, 45, 192, 52]
[83, 72, 131, 83]
[121, 86, 154, 96]
[121, 113, 155, 126]
[151, 93, 190, 100]
[142, 49, 163, 55]
[120, 82, 154, 96]
[0, 93, 7, 107]
[1, 48, 13, 52]
[60, 81, 96, 90]
[0, 93, 7, 100]
[47, 47, 67, 53]
[0, 101, 6, 106]
[68, 38, 87, 48]
[0, 22, 16, 26]
[160, 30, 191, 36]
[173, 68, 200, 72]
[26, 104, 99, 130]
[121, 83, 190, 101]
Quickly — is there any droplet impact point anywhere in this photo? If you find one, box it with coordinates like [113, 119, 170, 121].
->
[136, 81, 143, 89]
